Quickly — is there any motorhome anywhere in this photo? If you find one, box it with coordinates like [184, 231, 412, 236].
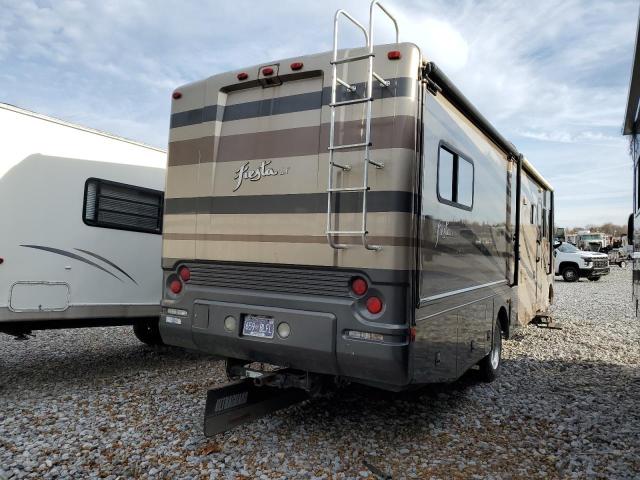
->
[159, 1, 554, 434]
[0, 103, 166, 343]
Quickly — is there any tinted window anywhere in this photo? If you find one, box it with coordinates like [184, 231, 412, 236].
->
[558, 242, 579, 253]
[438, 148, 454, 201]
[83, 178, 163, 234]
[437, 145, 474, 210]
[457, 157, 473, 207]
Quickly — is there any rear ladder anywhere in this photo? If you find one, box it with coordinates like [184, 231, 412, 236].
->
[326, 1, 399, 251]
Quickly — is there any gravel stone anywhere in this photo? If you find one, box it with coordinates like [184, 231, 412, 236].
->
[1, 267, 639, 478]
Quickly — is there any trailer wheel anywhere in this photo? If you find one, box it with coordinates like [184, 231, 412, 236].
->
[619, 261, 627, 268]
[133, 318, 164, 346]
[478, 319, 502, 382]
[561, 266, 579, 282]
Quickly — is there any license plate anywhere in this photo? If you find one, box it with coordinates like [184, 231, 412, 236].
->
[242, 315, 275, 338]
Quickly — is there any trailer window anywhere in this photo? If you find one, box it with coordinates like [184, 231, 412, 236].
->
[437, 145, 473, 210]
[83, 178, 163, 234]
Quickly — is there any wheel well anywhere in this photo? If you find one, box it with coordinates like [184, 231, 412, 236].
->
[498, 306, 509, 337]
[558, 261, 579, 272]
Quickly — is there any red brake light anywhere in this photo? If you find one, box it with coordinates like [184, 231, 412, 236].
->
[262, 67, 274, 76]
[172, 91, 182, 99]
[387, 50, 401, 60]
[290, 62, 303, 71]
[178, 266, 191, 282]
[366, 296, 383, 315]
[169, 279, 182, 294]
[237, 72, 248, 81]
[351, 277, 368, 296]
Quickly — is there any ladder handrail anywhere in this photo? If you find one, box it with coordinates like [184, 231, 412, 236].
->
[333, 10, 369, 62]
[368, 1, 399, 52]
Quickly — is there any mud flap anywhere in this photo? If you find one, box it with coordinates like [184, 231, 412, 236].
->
[203, 379, 309, 437]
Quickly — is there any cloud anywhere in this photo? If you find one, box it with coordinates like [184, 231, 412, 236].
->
[0, 0, 637, 227]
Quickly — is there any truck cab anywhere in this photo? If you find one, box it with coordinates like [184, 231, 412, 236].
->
[554, 242, 610, 282]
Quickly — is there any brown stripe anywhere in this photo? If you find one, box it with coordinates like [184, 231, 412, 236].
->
[167, 115, 415, 167]
[164, 232, 412, 247]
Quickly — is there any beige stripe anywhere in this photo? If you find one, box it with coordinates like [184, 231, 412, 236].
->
[164, 147, 416, 198]
[164, 233, 412, 247]
[164, 212, 413, 236]
[162, 238, 412, 270]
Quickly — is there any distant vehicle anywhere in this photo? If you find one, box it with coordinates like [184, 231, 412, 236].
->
[0, 103, 166, 343]
[554, 242, 609, 282]
[158, 1, 555, 435]
[576, 232, 607, 252]
[554, 227, 566, 243]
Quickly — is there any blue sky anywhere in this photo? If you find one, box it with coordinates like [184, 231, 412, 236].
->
[0, 0, 637, 227]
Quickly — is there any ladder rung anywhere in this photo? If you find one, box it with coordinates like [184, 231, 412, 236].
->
[327, 187, 369, 192]
[330, 97, 372, 107]
[329, 142, 371, 151]
[331, 53, 375, 65]
[327, 230, 366, 235]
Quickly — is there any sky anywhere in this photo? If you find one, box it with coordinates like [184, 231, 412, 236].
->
[0, 0, 638, 227]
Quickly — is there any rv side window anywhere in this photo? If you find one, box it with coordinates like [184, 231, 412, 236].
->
[83, 178, 163, 234]
[437, 145, 474, 210]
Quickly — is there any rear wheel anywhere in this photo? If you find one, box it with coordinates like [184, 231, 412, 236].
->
[133, 319, 164, 346]
[478, 318, 502, 382]
[562, 266, 579, 282]
[620, 261, 627, 268]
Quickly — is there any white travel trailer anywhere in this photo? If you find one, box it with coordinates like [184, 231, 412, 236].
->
[0, 103, 166, 343]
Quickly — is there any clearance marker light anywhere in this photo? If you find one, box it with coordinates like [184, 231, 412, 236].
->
[387, 50, 401, 60]
[290, 62, 303, 71]
[237, 72, 249, 81]
[262, 67, 274, 76]
[172, 91, 182, 99]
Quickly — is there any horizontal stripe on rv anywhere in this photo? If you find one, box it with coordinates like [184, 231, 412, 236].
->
[162, 239, 413, 271]
[169, 77, 415, 129]
[167, 115, 416, 167]
[164, 149, 416, 198]
[164, 191, 416, 215]
[164, 233, 412, 247]
[164, 212, 412, 237]
[168, 97, 418, 143]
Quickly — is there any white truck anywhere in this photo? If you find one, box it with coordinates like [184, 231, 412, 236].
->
[554, 242, 610, 282]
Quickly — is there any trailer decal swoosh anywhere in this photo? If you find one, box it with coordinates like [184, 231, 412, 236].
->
[20, 245, 123, 282]
[74, 248, 138, 285]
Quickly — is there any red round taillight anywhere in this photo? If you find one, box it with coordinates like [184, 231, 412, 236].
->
[169, 279, 182, 294]
[351, 277, 368, 296]
[290, 62, 303, 71]
[237, 72, 248, 81]
[366, 296, 383, 315]
[262, 67, 274, 76]
[178, 266, 191, 282]
[172, 91, 182, 99]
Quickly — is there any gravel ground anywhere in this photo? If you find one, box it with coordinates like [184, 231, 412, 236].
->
[1, 267, 639, 479]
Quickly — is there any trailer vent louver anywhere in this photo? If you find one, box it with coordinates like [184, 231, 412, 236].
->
[83, 178, 164, 234]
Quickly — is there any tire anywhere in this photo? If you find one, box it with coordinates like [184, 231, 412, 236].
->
[620, 261, 627, 268]
[133, 319, 164, 346]
[478, 318, 502, 382]
[588, 276, 601, 282]
[562, 266, 579, 282]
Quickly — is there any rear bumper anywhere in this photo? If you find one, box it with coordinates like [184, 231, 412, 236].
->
[160, 266, 412, 389]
